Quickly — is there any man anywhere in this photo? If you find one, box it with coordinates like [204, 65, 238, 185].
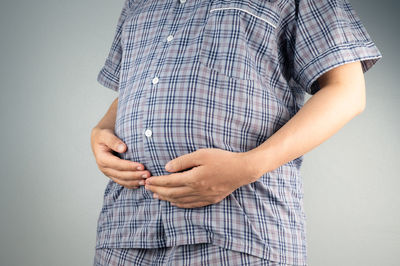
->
[91, 0, 382, 265]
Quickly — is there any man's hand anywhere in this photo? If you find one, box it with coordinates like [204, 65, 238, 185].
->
[91, 127, 151, 189]
[143, 148, 259, 208]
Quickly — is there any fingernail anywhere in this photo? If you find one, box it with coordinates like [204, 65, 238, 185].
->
[165, 162, 172, 171]
[138, 180, 145, 185]
[153, 193, 159, 199]
[137, 166, 143, 170]
[118, 144, 125, 152]
[142, 174, 147, 178]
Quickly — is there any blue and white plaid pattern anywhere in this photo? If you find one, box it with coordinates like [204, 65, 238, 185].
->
[94, 243, 285, 265]
[95, 0, 382, 265]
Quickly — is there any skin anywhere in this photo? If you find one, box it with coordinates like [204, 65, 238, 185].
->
[91, 60, 366, 208]
[91, 98, 151, 189]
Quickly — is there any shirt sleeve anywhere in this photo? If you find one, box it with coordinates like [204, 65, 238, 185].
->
[97, 0, 131, 92]
[288, 0, 382, 95]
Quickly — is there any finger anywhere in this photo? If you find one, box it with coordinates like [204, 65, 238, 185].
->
[103, 167, 150, 181]
[169, 195, 202, 204]
[109, 176, 140, 189]
[165, 150, 203, 173]
[145, 173, 188, 187]
[170, 196, 221, 206]
[98, 152, 145, 172]
[171, 201, 211, 209]
[146, 185, 193, 200]
[99, 129, 128, 153]
[93, 128, 147, 171]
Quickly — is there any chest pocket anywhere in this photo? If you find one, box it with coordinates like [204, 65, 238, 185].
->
[199, 0, 280, 82]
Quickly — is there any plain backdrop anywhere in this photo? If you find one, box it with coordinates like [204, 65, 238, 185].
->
[0, 0, 398, 265]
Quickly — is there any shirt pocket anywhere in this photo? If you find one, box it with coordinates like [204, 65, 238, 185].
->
[198, 0, 280, 82]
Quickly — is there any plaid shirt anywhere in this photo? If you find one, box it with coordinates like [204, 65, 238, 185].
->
[95, 0, 382, 264]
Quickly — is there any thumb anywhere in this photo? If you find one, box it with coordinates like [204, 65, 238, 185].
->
[102, 130, 127, 153]
[165, 151, 200, 172]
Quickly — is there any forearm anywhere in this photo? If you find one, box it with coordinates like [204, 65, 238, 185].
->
[244, 82, 365, 180]
[94, 97, 119, 131]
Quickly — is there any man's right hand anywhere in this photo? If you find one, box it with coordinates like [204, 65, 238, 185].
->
[90, 127, 150, 189]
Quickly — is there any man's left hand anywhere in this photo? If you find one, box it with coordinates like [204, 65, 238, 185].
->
[144, 148, 258, 208]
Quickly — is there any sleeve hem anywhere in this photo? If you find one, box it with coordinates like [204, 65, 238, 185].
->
[97, 66, 120, 92]
[294, 41, 383, 95]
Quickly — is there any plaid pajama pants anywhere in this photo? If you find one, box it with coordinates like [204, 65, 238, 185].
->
[93, 243, 287, 266]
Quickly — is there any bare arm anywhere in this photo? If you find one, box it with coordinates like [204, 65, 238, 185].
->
[142, 61, 368, 208]
[94, 97, 119, 132]
[91, 97, 150, 188]
[244, 61, 366, 179]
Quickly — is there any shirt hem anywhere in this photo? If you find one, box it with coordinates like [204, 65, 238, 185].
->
[95, 233, 307, 266]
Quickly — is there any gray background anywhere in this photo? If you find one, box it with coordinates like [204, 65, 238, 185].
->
[0, 0, 398, 265]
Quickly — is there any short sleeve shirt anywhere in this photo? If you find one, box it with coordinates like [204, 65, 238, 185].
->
[95, 0, 382, 265]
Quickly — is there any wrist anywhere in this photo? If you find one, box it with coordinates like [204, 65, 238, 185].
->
[93, 121, 115, 132]
[91, 125, 114, 140]
[241, 147, 276, 183]
[240, 150, 264, 183]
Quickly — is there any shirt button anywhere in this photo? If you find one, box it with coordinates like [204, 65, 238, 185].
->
[144, 129, 152, 137]
[167, 35, 174, 42]
[152, 76, 159, 84]
[180, 0, 186, 4]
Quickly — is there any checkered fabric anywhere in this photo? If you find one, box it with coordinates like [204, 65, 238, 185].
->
[94, 243, 286, 266]
[95, 0, 382, 265]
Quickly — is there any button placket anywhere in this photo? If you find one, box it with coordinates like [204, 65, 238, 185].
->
[145, 77, 157, 141]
